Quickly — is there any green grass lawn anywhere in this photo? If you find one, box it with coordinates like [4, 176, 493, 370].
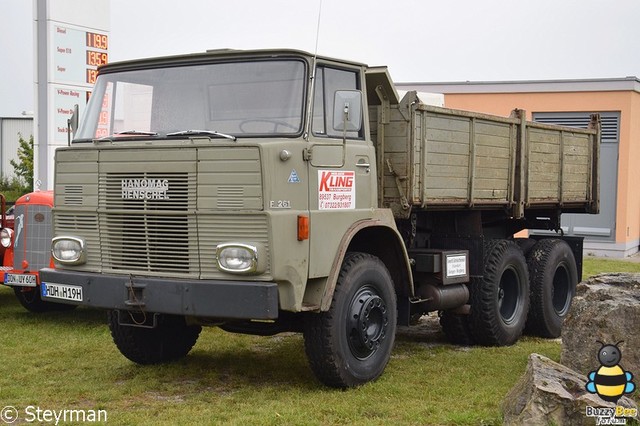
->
[1, 257, 638, 425]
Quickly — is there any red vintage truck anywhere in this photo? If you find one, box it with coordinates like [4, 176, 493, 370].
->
[1, 190, 74, 312]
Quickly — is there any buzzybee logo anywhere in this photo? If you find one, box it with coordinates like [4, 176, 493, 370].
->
[586, 341, 635, 403]
[584, 341, 637, 425]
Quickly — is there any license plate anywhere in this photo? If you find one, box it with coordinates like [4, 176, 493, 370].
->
[41, 282, 83, 302]
[4, 273, 38, 287]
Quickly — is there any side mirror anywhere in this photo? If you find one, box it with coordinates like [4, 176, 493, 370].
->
[333, 90, 362, 132]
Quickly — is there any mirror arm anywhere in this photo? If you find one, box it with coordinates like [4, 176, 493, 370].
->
[67, 117, 72, 146]
[67, 103, 79, 146]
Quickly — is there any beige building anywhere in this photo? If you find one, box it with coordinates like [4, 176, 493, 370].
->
[1, 116, 33, 181]
[397, 78, 640, 258]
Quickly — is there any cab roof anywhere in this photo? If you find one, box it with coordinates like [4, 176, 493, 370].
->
[97, 48, 399, 105]
[98, 48, 369, 74]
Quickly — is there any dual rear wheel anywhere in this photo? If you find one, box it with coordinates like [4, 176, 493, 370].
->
[525, 239, 578, 338]
[441, 238, 577, 345]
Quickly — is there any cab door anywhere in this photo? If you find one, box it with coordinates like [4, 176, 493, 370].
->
[307, 65, 376, 278]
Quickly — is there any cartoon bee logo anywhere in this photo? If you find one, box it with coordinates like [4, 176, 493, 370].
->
[586, 341, 636, 403]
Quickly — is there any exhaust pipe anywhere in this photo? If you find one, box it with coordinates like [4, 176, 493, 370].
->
[418, 284, 469, 311]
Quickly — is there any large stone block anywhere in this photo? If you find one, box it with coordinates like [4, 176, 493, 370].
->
[503, 353, 637, 425]
[561, 273, 640, 376]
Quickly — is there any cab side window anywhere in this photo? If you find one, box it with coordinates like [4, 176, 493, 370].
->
[312, 67, 362, 139]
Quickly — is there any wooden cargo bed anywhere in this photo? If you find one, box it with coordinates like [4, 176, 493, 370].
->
[370, 91, 600, 219]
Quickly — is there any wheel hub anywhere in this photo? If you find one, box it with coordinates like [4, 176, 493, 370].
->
[498, 267, 521, 324]
[552, 264, 572, 315]
[347, 288, 389, 359]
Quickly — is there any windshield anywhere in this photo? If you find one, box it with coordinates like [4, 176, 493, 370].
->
[75, 59, 307, 140]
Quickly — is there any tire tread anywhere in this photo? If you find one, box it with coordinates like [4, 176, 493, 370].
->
[525, 238, 577, 338]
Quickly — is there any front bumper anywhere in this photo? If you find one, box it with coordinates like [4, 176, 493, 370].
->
[39, 268, 279, 320]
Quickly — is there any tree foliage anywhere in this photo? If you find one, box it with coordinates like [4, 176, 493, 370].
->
[9, 133, 34, 192]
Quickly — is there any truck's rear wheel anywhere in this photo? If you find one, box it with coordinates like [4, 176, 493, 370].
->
[108, 311, 201, 364]
[525, 239, 578, 338]
[303, 252, 397, 388]
[469, 240, 529, 346]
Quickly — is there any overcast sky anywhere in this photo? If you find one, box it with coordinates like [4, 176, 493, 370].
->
[1, 0, 639, 117]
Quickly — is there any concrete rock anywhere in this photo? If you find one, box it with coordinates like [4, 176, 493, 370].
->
[503, 353, 637, 426]
[561, 273, 640, 376]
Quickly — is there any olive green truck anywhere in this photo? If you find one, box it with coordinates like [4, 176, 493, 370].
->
[40, 49, 599, 388]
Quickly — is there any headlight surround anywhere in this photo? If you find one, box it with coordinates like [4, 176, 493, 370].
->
[215, 243, 265, 274]
[51, 236, 86, 265]
[0, 228, 13, 248]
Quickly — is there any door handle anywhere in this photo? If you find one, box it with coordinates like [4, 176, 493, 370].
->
[356, 162, 370, 168]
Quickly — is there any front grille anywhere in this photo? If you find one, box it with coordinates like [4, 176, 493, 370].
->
[101, 213, 196, 273]
[54, 146, 266, 278]
[99, 172, 198, 275]
[12, 204, 52, 271]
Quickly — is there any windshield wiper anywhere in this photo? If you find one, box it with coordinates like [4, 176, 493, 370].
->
[166, 129, 237, 142]
[115, 130, 159, 136]
[97, 130, 159, 140]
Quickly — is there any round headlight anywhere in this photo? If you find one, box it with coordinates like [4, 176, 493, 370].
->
[0, 228, 13, 248]
[216, 243, 261, 274]
[51, 237, 86, 265]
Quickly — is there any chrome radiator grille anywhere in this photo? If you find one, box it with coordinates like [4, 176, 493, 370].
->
[12, 204, 52, 271]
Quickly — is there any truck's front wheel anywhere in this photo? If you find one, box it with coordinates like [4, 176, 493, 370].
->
[469, 240, 529, 346]
[303, 252, 397, 388]
[108, 311, 201, 364]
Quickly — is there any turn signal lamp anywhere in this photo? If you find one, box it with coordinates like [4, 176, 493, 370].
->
[297, 215, 309, 241]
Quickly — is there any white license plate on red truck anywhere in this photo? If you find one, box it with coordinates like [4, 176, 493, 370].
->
[4, 273, 38, 287]
[41, 282, 83, 302]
